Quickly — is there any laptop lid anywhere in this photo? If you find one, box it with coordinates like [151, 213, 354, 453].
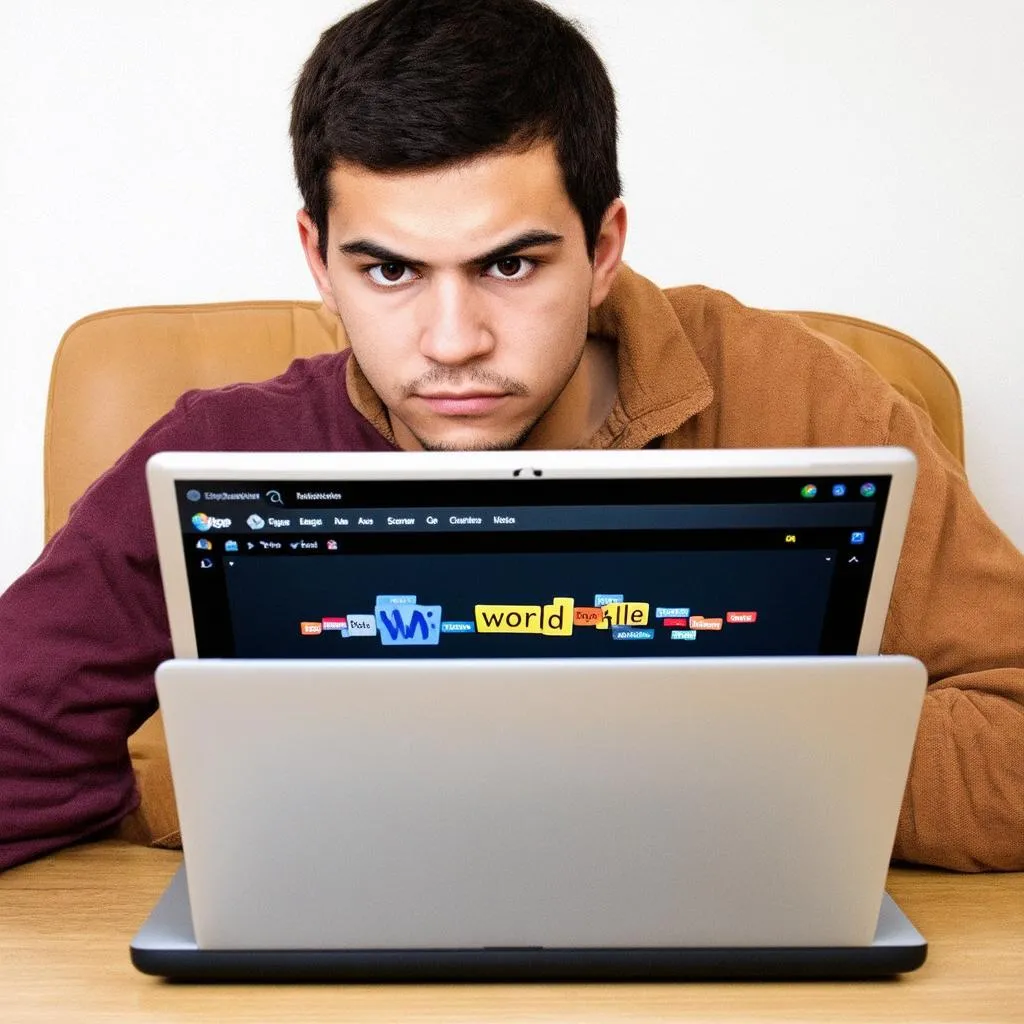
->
[146, 448, 917, 659]
[154, 655, 927, 951]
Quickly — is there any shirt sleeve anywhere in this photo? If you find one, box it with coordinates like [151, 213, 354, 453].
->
[0, 414, 181, 871]
[882, 397, 1024, 870]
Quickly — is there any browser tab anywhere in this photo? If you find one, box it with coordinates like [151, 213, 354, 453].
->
[275, 487, 345, 508]
[198, 490, 261, 502]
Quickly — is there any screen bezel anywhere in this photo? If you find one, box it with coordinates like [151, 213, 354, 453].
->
[146, 448, 917, 659]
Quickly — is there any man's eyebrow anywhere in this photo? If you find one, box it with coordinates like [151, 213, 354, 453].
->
[337, 230, 564, 268]
[473, 231, 564, 266]
[338, 239, 413, 264]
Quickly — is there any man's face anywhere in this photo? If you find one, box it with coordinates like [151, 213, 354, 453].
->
[298, 142, 624, 450]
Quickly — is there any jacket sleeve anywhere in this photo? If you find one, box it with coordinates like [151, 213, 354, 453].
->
[0, 426, 175, 872]
[882, 398, 1024, 871]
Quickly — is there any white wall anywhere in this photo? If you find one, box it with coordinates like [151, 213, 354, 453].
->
[1, 0, 1021, 592]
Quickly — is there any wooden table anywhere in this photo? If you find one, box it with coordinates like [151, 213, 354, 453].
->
[2, 840, 1022, 1023]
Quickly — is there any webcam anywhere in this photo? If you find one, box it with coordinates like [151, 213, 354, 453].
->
[512, 467, 543, 478]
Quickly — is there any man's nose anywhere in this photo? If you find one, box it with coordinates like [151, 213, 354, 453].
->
[417, 276, 496, 365]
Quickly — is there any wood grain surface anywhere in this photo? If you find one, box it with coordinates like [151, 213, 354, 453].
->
[1, 840, 1022, 1023]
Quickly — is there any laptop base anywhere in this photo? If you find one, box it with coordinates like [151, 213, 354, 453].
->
[130, 867, 927, 981]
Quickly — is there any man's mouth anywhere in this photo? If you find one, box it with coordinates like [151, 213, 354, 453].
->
[415, 392, 511, 416]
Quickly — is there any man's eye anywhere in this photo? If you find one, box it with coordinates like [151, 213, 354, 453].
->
[366, 263, 415, 287]
[486, 256, 535, 281]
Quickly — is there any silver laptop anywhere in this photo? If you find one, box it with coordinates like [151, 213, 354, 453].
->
[132, 448, 927, 979]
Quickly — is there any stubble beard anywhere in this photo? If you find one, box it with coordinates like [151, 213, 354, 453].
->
[410, 418, 539, 453]
[398, 343, 589, 452]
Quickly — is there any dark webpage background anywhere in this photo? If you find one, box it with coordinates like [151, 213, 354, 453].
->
[223, 547, 835, 658]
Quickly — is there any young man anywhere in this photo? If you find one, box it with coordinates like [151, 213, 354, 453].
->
[0, 0, 1021, 873]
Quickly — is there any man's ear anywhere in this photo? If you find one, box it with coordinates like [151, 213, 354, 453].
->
[589, 198, 628, 309]
[297, 209, 339, 315]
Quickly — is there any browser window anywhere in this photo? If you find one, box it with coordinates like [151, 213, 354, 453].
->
[173, 475, 890, 658]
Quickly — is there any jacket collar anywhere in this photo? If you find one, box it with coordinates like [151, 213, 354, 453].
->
[345, 264, 713, 449]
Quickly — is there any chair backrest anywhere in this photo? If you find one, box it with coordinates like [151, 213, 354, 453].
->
[44, 301, 964, 541]
[791, 310, 964, 466]
[45, 300, 348, 541]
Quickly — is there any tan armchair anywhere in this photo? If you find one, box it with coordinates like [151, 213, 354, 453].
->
[44, 299, 965, 846]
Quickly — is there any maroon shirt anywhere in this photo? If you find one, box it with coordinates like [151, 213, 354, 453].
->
[0, 351, 393, 870]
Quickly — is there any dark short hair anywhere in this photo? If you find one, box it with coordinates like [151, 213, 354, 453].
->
[290, 0, 620, 263]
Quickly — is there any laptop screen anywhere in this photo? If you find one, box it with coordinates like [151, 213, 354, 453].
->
[171, 473, 892, 658]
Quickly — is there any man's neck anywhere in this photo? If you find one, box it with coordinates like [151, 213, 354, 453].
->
[520, 335, 619, 450]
